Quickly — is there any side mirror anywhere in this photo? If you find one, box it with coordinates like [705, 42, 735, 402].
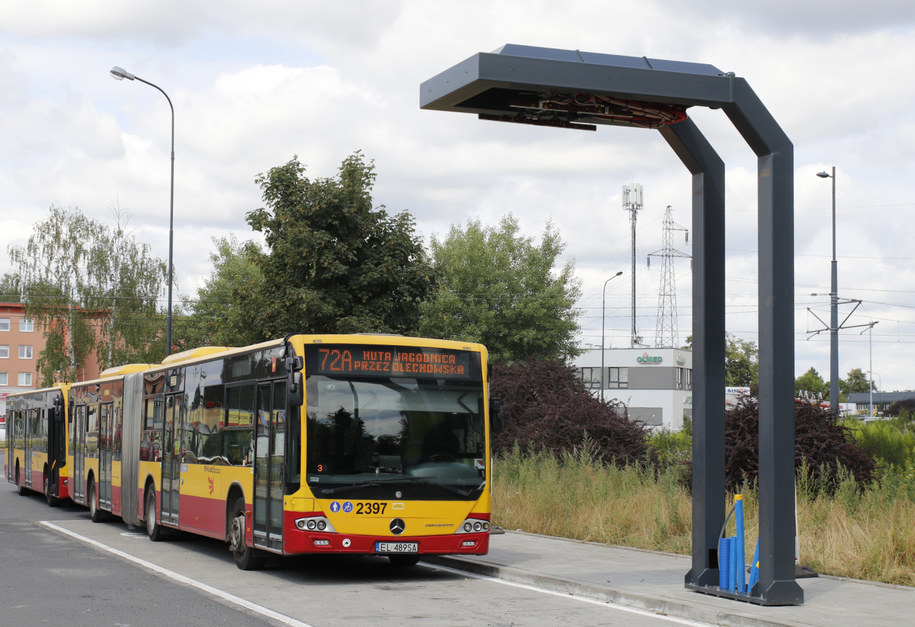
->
[489, 397, 503, 434]
[53, 395, 65, 423]
[286, 355, 304, 406]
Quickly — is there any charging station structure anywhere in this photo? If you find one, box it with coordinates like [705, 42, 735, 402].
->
[421, 44, 803, 606]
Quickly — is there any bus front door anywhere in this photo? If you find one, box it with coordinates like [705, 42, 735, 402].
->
[161, 394, 182, 526]
[253, 381, 286, 552]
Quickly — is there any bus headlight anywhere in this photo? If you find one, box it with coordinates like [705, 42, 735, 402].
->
[295, 516, 337, 533]
[456, 518, 489, 534]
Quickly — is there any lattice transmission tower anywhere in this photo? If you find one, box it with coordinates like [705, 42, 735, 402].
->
[647, 205, 690, 348]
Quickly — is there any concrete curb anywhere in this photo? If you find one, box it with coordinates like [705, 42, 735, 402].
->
[425, 554, 804, 627]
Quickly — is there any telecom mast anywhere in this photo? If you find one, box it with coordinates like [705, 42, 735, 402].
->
[623, 183, 643, 347]
[647, 205, 690, 347]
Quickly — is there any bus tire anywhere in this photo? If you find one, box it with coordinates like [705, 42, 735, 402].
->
[145, 488, 165, 541]
[44, 472, 59, 507]
[16, 463, 27, 496]
[228, 497, 265, 571]
[88, 480, 105, 522]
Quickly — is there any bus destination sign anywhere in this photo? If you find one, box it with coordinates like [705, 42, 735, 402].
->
[304, 345, 481, 381]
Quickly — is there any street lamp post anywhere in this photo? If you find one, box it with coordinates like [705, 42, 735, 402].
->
[861, 321, 878, 415]
[817, 167, 838, 413]
[110, 65, 175, 356]
[600, 271, 624, 402]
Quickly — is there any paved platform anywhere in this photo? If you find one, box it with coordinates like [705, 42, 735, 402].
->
[429, 530, 914, 627]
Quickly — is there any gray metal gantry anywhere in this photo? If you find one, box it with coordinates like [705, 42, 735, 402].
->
[421, 44, 802, 606]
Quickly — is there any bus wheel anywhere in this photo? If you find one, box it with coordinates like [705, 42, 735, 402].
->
[15, 464, 27, 496]
[44, 473, 59, 507]
[88, 480, 105, 523]
[228, 497, 265, 571]
[388, 555, 420, 568]
[145, 489, 164, 541]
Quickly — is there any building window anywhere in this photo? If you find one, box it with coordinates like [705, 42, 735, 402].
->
[19, 318, 34, 332]
[578, 367, 602, 390]
[18, 372, 32, 387]
[0, 372, 7, 385]
[608, 367, 629, 389]
[0, 345, 8, 359]
[0, 318, 8, 332]
[19, 345, 33, 359]
[677, 368, 692, 391]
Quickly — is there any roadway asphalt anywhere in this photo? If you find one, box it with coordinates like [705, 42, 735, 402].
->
[430, 530, 915, 627]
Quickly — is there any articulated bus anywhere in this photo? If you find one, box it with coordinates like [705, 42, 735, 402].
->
[5, 334, 497, 569]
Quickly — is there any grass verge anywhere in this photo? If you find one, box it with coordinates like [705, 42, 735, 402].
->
[492, 446, 915, 587]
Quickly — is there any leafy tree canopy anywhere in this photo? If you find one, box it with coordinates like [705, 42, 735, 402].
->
[8, 205, 166, 384]
[179, 235, 266, 349]
[725, 333, 758, 388]
[844, 367, 875, 395]
[685, 332, 759, 390]
[795, 366, 828, 399]
[419, 215, 581, 364]
[0, 273, 20, 302]
[246, 153, 434, 336]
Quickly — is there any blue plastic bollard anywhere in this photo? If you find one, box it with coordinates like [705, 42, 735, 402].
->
[735, 495, 746, 594]
[719, 536, 731, 590]
[729, 535, 739, 591]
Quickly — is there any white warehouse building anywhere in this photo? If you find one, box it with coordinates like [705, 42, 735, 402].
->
[577, 347, 692, 431]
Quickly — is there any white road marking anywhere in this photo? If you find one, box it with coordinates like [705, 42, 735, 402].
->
[423, 562, 717, 627]
[39, 521, 313, 627]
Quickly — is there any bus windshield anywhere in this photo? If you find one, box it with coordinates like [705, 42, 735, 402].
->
[305, 374, 486, 500]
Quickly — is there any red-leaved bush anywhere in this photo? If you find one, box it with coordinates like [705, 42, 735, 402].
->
[490, 358, 650, 466]
[724, 397, 875, 493]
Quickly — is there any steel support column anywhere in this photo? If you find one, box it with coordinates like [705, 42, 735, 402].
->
[724, 81, 803, 605]
[659, 119, 726, 588]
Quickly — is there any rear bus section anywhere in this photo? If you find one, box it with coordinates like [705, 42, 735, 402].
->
[5, 385, 70, 506]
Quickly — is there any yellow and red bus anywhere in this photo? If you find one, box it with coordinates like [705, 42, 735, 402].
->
[7, 334, 496, 570]
[4, 384, 70, 505]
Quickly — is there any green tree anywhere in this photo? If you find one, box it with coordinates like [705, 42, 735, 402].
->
[246, 153, 434, 336]
[9, 205, 166, 384]
[179, 235, 266, 348]
[419, 215, 581, 364]
[725, 333, 758, 388]
[845, 367, 874, 394]
[0, 273, 20, 302]
[795, 366, 828, 399]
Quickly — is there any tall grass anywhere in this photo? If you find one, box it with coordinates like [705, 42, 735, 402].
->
[494, 444, 692, 554]
[492, 446, 915, 586]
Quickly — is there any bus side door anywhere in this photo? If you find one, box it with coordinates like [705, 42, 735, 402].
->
[253, 381, 286, 552]
[161, 393, 183, 526]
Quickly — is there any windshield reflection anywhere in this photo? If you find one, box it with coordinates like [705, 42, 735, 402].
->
[305, 375, 486, 499]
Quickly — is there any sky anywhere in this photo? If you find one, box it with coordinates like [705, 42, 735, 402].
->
[2, 1, 915, 391]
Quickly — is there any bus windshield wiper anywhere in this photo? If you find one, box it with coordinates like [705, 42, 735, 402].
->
[318, 477, 425, 495]
[318, 477, 481, 497]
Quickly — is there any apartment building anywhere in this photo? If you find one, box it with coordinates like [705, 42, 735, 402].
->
[0, 302, 102, 415]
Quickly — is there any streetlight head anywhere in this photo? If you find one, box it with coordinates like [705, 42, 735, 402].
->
[615, 270, 623, 276]
[816, 171, 830, 179]
[110, 66, 135, 81]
